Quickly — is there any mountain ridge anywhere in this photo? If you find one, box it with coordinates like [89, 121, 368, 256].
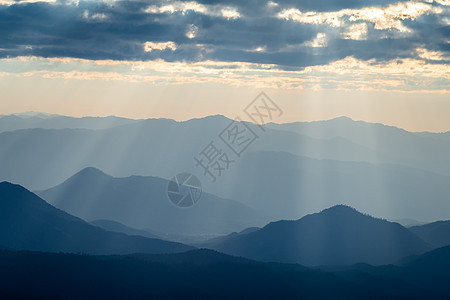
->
[210, 205, 432, 266]
[0, 182, 193, 255]
[37, 168, 269, 236]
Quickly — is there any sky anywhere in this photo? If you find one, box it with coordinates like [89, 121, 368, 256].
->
[0, 0, 449, 132]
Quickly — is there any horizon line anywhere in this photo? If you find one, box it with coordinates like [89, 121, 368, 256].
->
[3, 111, 450, 134]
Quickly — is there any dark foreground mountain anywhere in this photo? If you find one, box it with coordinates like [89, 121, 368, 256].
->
[37, 167, 268, 235]
[1, 246, 450, 300]
[409, 220, 450, 248]
[210, 205, 431, 266]
[0, 249, 385, 300]
[321, 245, 450, 299]
[0, 182, 192, 254]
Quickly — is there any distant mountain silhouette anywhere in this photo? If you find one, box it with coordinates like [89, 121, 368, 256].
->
[1, 114, 449, 192]
[90, 219, 161, 240]
[1, 114, 450, 223]
[0, 182, 193, 254]
[0, 113, 139, 132]
[269, 116, 450, 177]
[391, 218, 425, 227]
[409, 221, 450, 248]
[194, 227, 260, 248]
[0, 116, 231, 190]
[37, 167, 268, 235]
[0, 115, 449, 223]
[210, 205, 432, 266]
[213, 150, 450, 221]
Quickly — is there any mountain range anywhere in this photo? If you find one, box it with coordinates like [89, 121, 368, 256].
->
[2, 180, 450, 268]
[409, 221, 450, 248]
[0, 182, 192, 255]
[1, 245, 450, 299]
[1, 114, 449, 222]
[209, 205, 432, 266]
[37, 167, 268, 235]
[0, 113, 139, 132]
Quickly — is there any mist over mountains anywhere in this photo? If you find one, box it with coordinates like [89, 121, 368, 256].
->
[2, 0, 449, 295]
[1, 113, 449, 222]
[37, 167, 268, 236]
[214, 151, 450, 221]
[1, 174, 450, 298]
[2, 180, 450, 267]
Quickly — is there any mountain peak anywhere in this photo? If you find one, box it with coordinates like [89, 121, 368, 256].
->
[329, 116, 354, 122]
[72, 167, 111, 179]
[0, 182, 57, 216]
[54, 167, 113, 188]
[0, 181, 35, 199]
[320, 204, 361, 215]
[304, 205, 378, 224]
[213, 204, 431, 265]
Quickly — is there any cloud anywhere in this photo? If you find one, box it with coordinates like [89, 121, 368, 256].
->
[0, 0, 447, 79]
[0, 0, 56, 5]
[144, 41, 177, 52]
[343, 23, 368, 40]
[416, 47, 449, 60]
[305, 33, 328, 47]
[143, 1, 240, 19]
[277, 1, 444, 32]
[0, 55, 448, 92]
[186, 24, 198, 39]
[83, 9, 108, 21]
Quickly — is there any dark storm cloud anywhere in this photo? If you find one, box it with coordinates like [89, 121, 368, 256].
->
[0, 0, 448, 68]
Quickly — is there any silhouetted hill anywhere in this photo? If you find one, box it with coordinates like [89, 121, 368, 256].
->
[194, 227, 261, 248]
[90, 219, 161, 240]
[0, 182, 193, 254]
[37, 168, 268, 235]
[211, 205, 431, 266]
[0, 248, 384, 299]
[3, 245, 450, 299]
[2, 246, 449, 299]
[409, 221, 450, 248]
[321, 245, 450, 299]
